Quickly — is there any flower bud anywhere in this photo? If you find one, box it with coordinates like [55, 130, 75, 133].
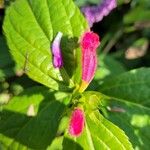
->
[69, 108, 85, 137]
[79, 31, 100, 92]
[51, 32, 63, 68]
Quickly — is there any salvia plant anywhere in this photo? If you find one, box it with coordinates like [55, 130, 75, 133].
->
[0, 0, 150, 149]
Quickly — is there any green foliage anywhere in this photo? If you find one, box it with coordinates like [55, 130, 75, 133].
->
[3, 0, 88, 91]
[96, 55, 126, 80]
[124, 7, 150, 25]
[96, 68, 150, 149]
[63, 111, 133, 150]
[82, 87, 150, 150]
[93, 68, 150, 149]
[0, 86, 68, 149]
[0, 86, 134, 150]
[88, 55, 126, 90]
[105, 97, 150, 150]
[61, 92, 133, 150]
[1, 0, 150, 149]
[124, 0, 150, 24]
[99, 68, 150, 107]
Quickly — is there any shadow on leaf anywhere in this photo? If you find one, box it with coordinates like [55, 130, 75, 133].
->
[61, 36, 79, 78]
[0, 86, 66, 149]
[63, 137, 83, 150]
[104, 98, 150, 150]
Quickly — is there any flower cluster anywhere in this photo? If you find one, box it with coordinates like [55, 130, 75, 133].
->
[52, 31, 100, 137]
[82, 0, 117, 27]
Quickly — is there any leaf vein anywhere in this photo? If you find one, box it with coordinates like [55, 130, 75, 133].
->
[27, 0, 50, 41]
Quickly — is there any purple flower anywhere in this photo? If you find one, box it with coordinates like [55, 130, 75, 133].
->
[51, 32, 63, 68]
[82, 0, 117, 27]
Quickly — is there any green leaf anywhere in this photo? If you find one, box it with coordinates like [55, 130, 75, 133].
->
[104, 97, 150, 150]
[88, 55, 126, 90]
[95, 67, 150, 149]
[0, 86, 68, 149]
[99, 68, 150, 107]
[124, 0, 150, 24]
[76, 91, 150, 150]
[63, 137, 83, 150]
[3, 0, 88, 91]
[47, 137, 64, 150]
[117, 0, 131, 6]
[131, 0, 150, 8]
[96, 55, 126, 80]
[124, 6, 150, 24]
[63, 111, 133, 150]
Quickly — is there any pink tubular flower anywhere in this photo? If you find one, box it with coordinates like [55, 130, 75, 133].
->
[69, 108, 85, 137]
[79, 31, 100, 92]
[51, 32, 63, 68]
[82, 0, 117, 27]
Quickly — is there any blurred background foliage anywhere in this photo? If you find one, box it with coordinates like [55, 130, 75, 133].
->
[0, 0, 150, 149]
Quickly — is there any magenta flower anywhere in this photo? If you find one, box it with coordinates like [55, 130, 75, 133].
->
[82, 0, 117, 27]
[69, 108, 85, 137]
[51, 32, 63, 68]
[79, 31, 100, 92]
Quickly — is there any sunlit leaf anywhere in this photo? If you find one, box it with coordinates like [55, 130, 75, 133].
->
[100, 68, 150, 107]
[104, 97, 150, 150]
[0, 86, 68, 149]
[63, 110, 133, 150]
[3, 0, 88, 91]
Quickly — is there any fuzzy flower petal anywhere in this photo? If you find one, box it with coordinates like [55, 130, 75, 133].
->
[79, 31, 100, 92]
[81, 31, 100, 51]
[69, 108, 85, 137]
[51, 32, 63, 68]
[82, 0, 117, 27]
[82, 51, 97, 82]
